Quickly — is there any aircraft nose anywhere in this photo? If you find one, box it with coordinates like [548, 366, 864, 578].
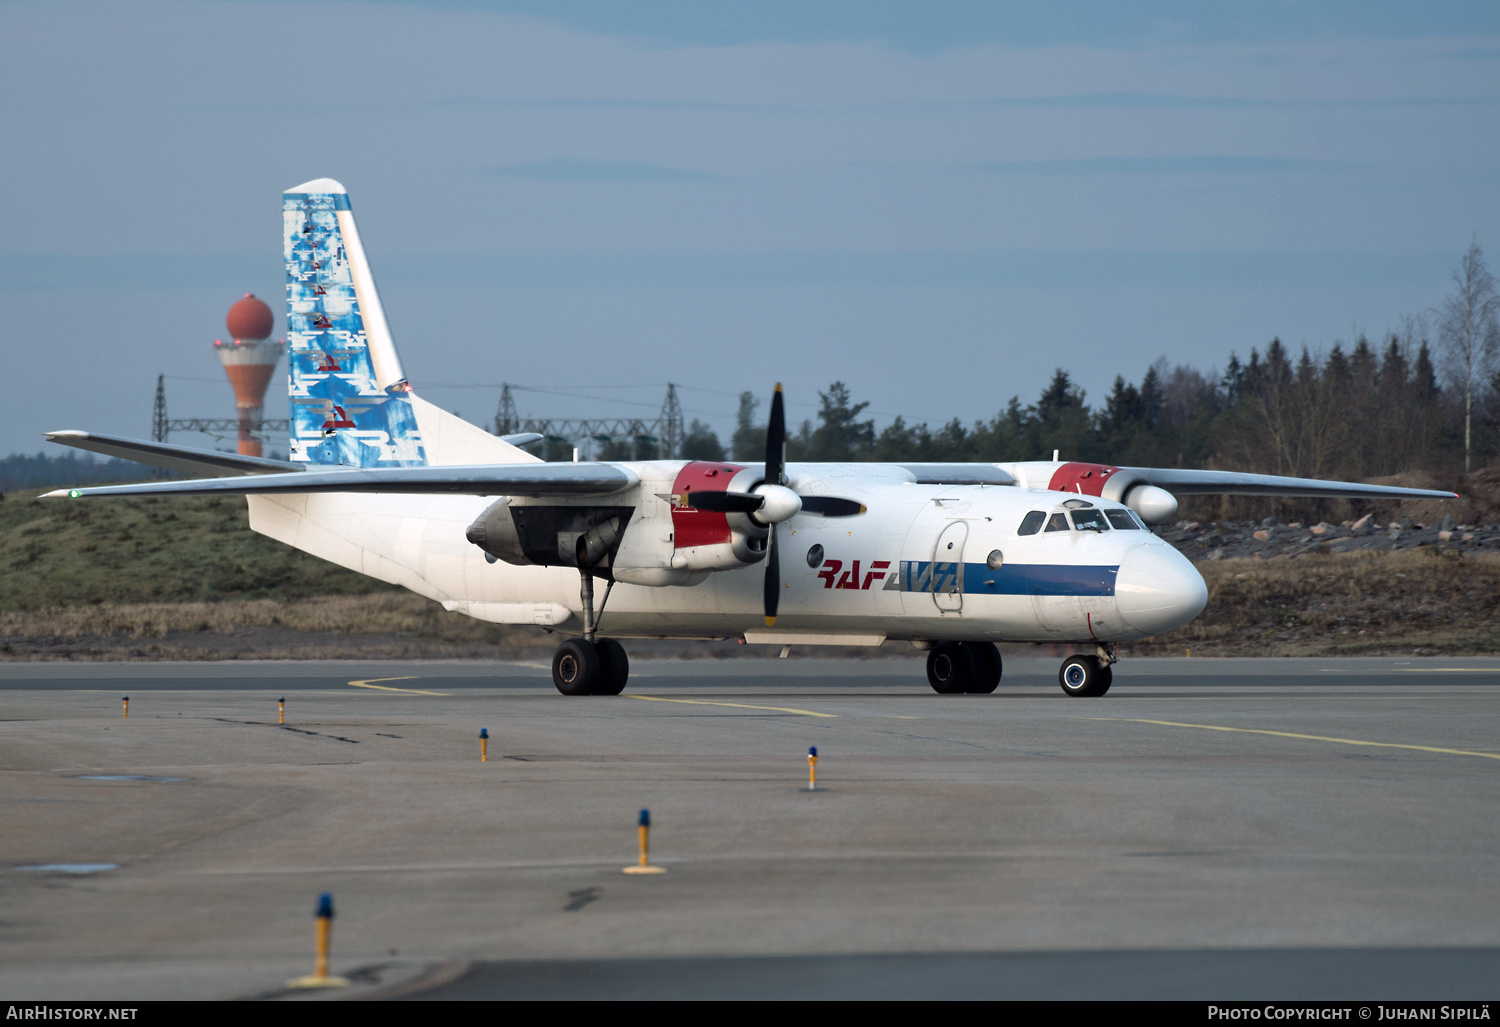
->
[1115, 543, 1207, 636]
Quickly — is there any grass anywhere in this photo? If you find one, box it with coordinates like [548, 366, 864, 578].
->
[1135, 548, 1500, 656]
[0, 488, 396, 610]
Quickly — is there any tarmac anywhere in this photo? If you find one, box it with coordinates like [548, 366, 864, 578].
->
[1, 655, 1498, 1000]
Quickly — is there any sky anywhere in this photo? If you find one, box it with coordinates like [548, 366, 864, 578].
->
[2, 0, 1499, 457]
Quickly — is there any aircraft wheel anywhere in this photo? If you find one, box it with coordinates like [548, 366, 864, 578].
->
[964, 642, 1002, 694]
[926, 642, 972, 694]
[552, 637, 600, 696]
[592, 638, 630, 695]
[1058, 654, 1109, 698]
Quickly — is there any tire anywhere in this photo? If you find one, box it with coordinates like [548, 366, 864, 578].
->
[1095, 664, 1113, 696]
[1058, 654, 1106, 698]
[592, 638, 629, 695]
[552, 637, 601, 696]
[926, 642, 973, 694]
[964, 642, 1002, 694]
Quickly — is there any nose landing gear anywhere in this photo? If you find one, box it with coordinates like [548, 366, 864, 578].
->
[1058, 644, 1116, 697]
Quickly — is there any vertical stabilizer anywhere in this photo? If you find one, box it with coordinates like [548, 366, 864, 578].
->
[284, 178, 424, 467]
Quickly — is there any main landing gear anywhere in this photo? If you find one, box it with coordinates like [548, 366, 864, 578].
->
[1057, 644, 1116, 698]
[925, 641, 1002, 694]
[552, 568, 629, 696]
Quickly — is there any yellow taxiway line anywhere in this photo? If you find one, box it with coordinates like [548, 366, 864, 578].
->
[1096, 717, 1500, 762]
[347, 676, 451, 696]
[625, 695, 837, 718]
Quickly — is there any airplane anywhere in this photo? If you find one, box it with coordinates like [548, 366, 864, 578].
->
[43, 178, 1458, 699]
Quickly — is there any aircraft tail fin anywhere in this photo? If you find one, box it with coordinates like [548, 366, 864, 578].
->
[282, 178, 537, 467]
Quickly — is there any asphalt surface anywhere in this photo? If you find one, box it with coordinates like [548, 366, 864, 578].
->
[1, 655, 1497, 1000]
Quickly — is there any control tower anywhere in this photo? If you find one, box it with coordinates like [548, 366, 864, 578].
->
[214, 294, 284, 457]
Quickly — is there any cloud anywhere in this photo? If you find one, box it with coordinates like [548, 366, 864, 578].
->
[487, 159, 725, 182]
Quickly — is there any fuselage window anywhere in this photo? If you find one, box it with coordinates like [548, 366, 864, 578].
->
[1018, 511, 1046, 535]
[1104, 509, 1140, 530]
[1044, 512, 1070, 532]
[1070, 509, 1108, 531]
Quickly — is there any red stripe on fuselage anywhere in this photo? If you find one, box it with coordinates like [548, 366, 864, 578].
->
[670, 461, 746, 549]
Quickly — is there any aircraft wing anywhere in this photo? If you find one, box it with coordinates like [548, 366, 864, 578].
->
[1123, 467, 1457, 500]
[43, 463, 639, 499]
[45, 430, 304, 477]
[898, 464, 1015, 486]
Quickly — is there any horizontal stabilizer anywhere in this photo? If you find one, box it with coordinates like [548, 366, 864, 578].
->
[45, 431, 304, 478]
[44, 462, 639, 499]
[1130, 468, 1457, 500]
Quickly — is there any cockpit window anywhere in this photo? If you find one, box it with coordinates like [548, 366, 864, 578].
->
[1104, 509, 1141, 530]
[1070, 509, 1108, 531]
[1017, 511, 1046, 535]
[1044, 512, 1071, 532]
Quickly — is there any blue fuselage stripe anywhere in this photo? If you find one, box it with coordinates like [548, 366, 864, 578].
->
[901, 561, 1118, 597]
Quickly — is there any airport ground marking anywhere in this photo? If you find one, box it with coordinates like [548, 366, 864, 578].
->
[1095, 717, 1500, 762]
[625, 695, 837, 718]
[347, 676, 451, 696]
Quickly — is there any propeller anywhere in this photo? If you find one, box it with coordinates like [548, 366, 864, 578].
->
[678, 384, 867, 627]
[763, 384, 787, 627]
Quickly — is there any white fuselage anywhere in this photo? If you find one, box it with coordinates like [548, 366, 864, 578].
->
[246, 461, 1207, 646]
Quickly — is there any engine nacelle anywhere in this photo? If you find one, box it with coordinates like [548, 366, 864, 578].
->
[465, 498, 633, 570]
[668, 462, 768, 571]
[1121, 485, 1178, 523]
[1048, 462, 1179, 523]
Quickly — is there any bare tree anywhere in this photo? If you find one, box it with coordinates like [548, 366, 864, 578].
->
[1437, 239, 1500, 472]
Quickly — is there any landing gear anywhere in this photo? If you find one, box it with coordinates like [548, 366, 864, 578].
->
[552, 637, 601, 696]
[551, 636, 631, 696]
[593, 637, 629, 696]
[966, 642, 1002, 694]
[926, 642, 1002, 694]
[1058, 654, 1113, 697]
[552, 568, 630, 696]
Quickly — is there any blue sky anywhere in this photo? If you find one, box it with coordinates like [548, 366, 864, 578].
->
[2, 1, 1498, 455]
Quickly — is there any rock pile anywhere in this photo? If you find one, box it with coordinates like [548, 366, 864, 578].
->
[1157, 513, 1500, 562]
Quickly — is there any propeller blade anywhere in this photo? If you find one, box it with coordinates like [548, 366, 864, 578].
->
[798, 496, 867, 517]
[765, 383, 785, 487]
[681, 490, 763, 514]
[763, 523, 780, 626]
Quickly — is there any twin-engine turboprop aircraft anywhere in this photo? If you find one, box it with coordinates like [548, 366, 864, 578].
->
[46, 178, 1457, 698]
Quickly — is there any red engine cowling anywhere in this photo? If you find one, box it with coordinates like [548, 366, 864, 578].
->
[668, 461, 768, 571]
[1047, 462, 1178, 522]
[1048, 462, 1124, 497]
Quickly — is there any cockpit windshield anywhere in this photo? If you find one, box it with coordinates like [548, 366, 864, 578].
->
[1070, 509, 1108, 531]
[1044, 512, 1070, 532]
[1104, 509, 1142, 530]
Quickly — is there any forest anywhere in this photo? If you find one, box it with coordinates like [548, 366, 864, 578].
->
[675, 243, 1500, 493]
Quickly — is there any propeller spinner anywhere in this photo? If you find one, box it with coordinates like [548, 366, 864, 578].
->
[679, 383, 866, 626]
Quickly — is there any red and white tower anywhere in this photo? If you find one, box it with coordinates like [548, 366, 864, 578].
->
[215, 294, 284, 457]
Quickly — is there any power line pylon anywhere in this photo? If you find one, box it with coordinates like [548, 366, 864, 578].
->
[493, 382, 519, 436]
[659, 383, 683, 459]
[152, 374, 168, 443]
